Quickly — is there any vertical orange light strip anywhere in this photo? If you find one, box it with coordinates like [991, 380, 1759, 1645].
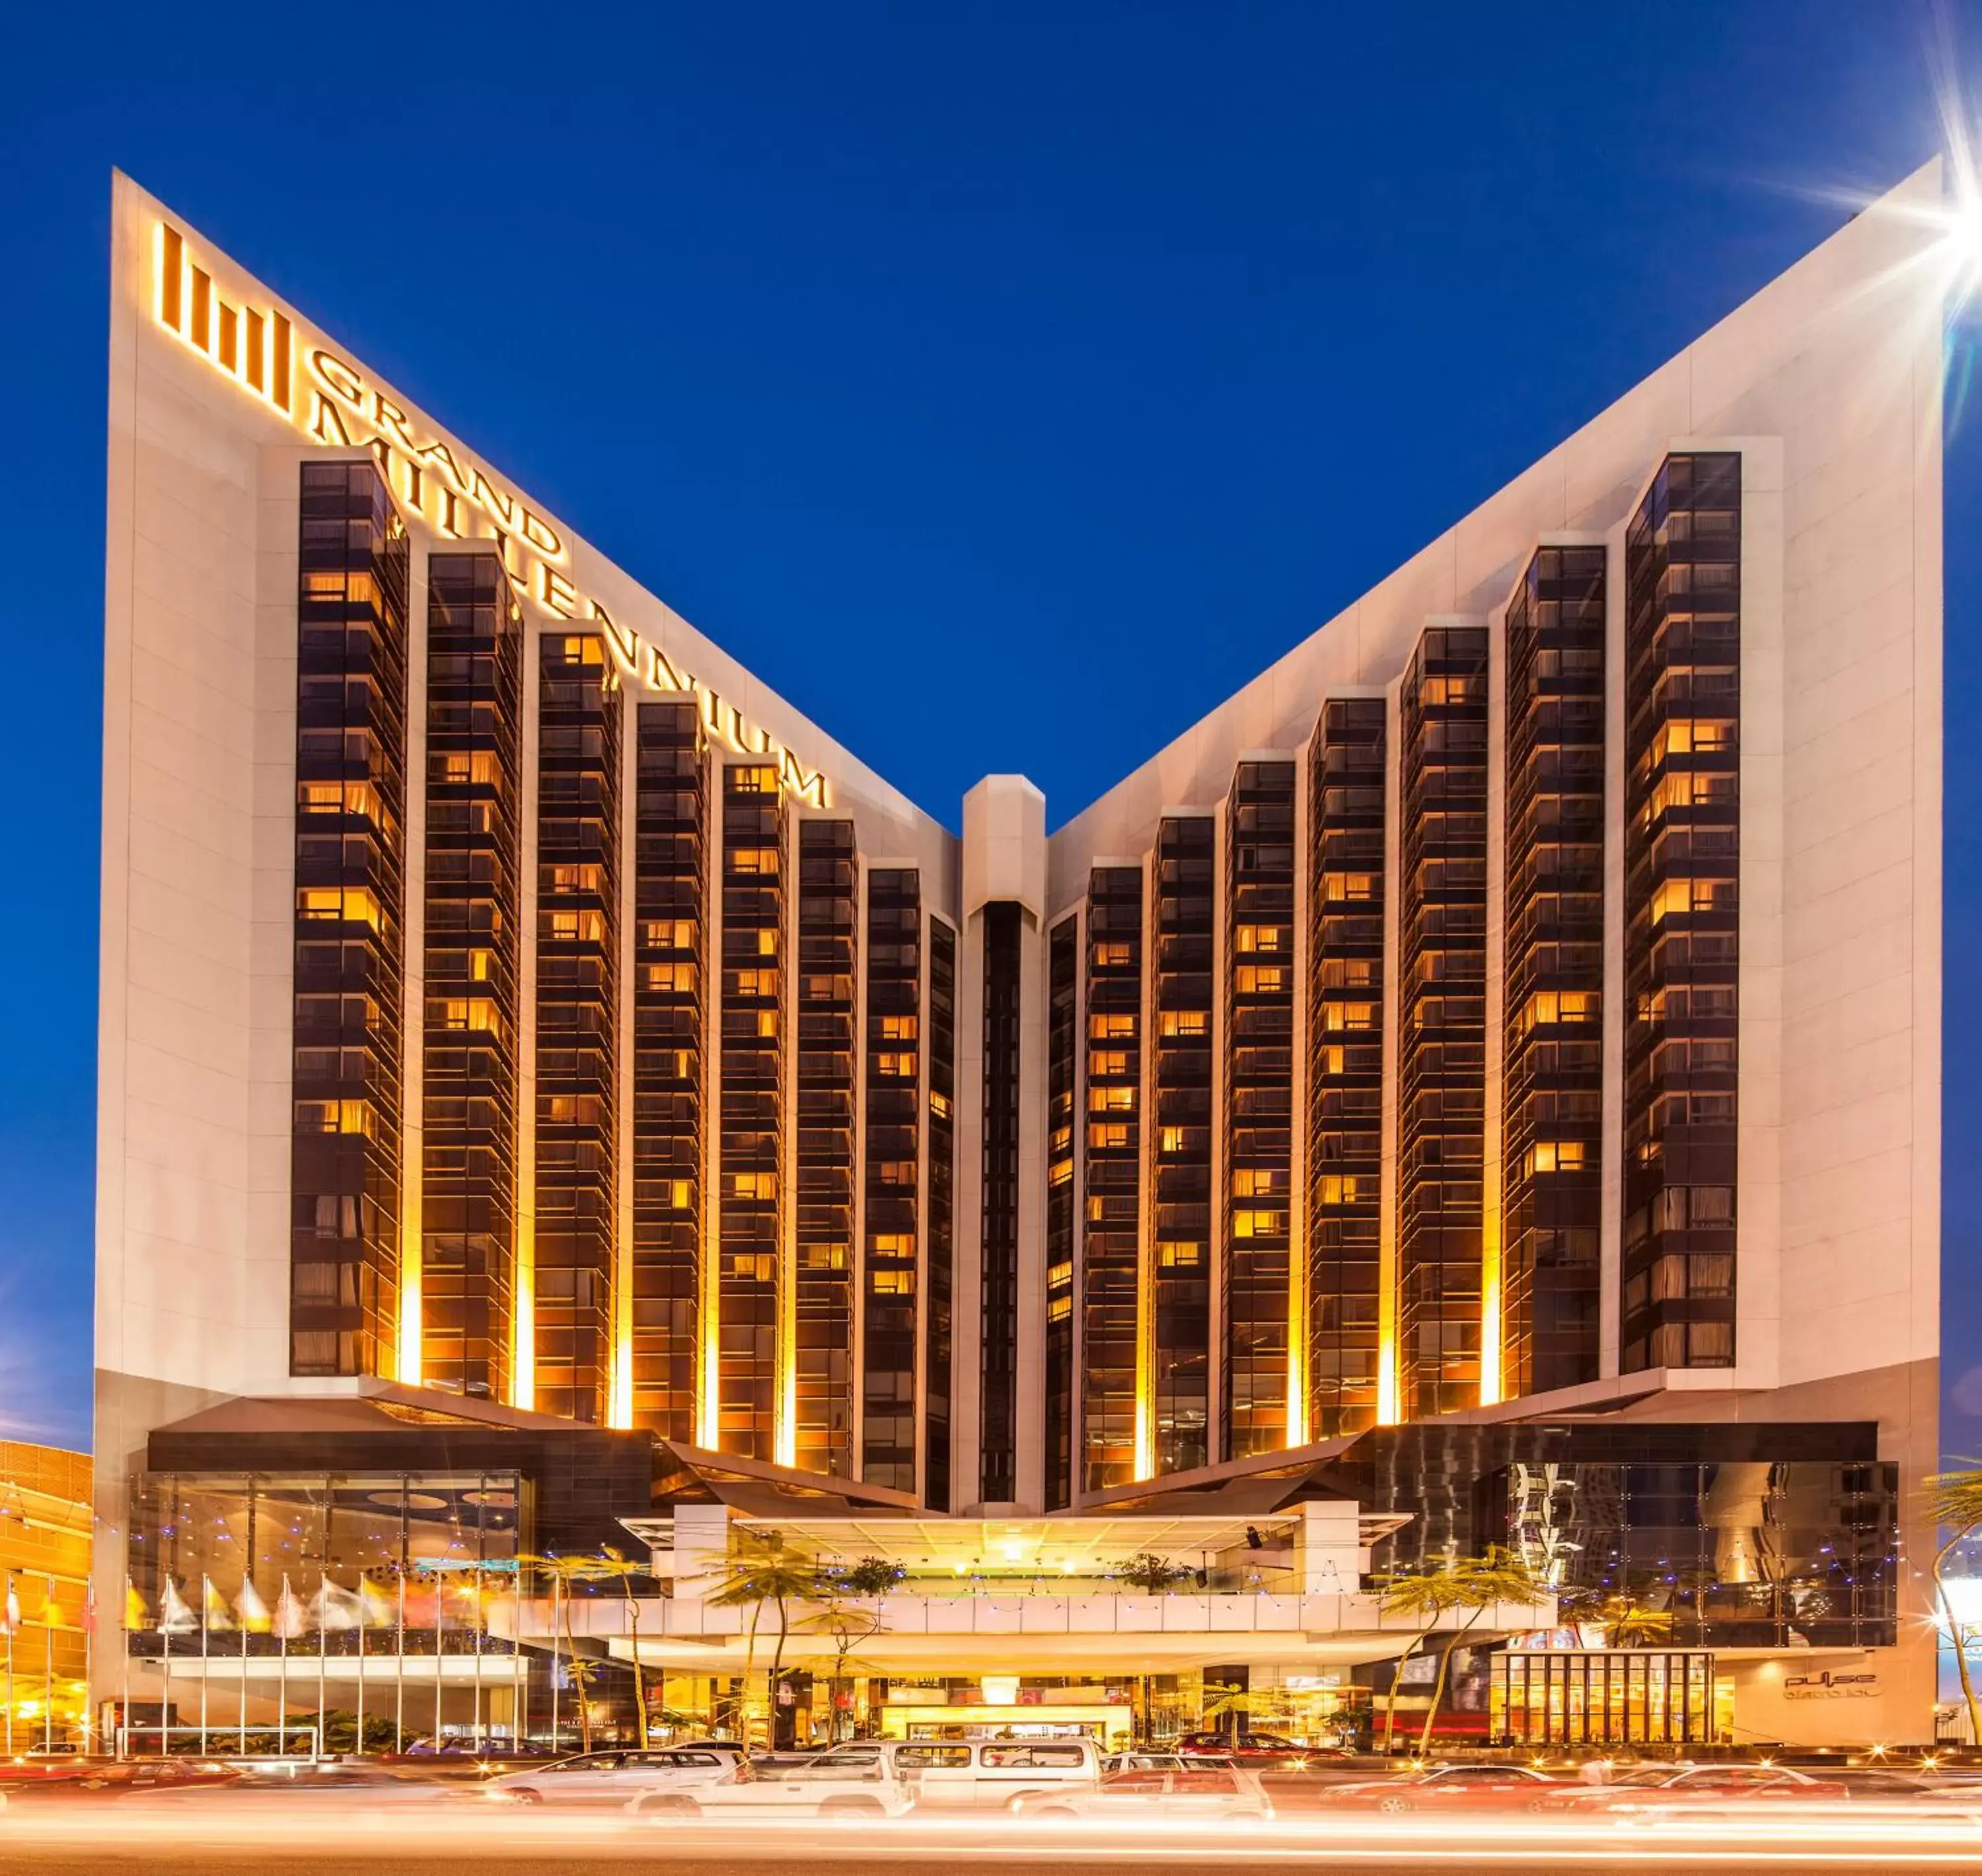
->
[157, 224, 182, 332]
[512, 1228, 535, 1412]
[189, 264, 212, 358]
[1479, 1227, 1504, 1408]
[245, 308, 266, 394]
[398, 1247, 422, 1388]
[272, 311, 293, 414]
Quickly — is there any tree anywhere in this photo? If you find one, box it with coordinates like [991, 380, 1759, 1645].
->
[838, 1556, 907, 1597]
[1199, 1682, 1280, 1743]
[1559, 1584, 1676, 1649]
[524, 1553, 605, 1752]
[1927, 1466, 1982, 1747]
[564, 1548, 655, 1749]
[1375, 1548, 1543, 1753]
[797, 1602, 883, 1741]
[707, 1529, 823, 1756]
[1114, 1552, 1191, 1594]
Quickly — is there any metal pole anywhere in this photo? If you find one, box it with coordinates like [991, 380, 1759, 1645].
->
[433, 1568, 445, 1749]
[5, 1569, 13, 1756]
[512, 1569, 523, 1751]
[199, 1577, 209, 1754]
[472, 1568, 484, 1753]
[316, 1485, 328, 1759]
[160, 1579, 172, 1759]
[355, 1579, 366, 1757]
[239, 1577, 249, 1756]
[394, 1569, 405, 1755]
[119, 1576, 130, 1762]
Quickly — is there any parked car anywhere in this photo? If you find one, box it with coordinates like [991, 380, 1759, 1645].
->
[1315, 1764, 1566, 1813]
[630, 1743, 915, 1819]
[893, 1738, 1101, 1809]
[489, 1745, 745, 1805]
[1175, 1731, 1331, 1768]
[1582, 1763, 1852, 1819]
[1104, 1752, 1236, 1773]
[1016, 1766, 1274, 1821]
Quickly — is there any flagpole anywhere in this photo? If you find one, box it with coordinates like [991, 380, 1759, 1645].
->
[396, 1486, 409, 1756]
[472, 1567, 484, 1754]
[120, 1575, 131, 1760]
[355, 1579, 366, 1758]
[239, 1577, 248, 1758]
[277, 1576, 288, 1756]
[433, 1569, 445, 1748]
[511, 1568, 523, 1752]
[42, 1577, 53, 1755]
[199, 1577, 209, 1754]
[161, 1577, 172, 1759]
[315, 1578, 326, 1760]
[550, 1573, 560, 1752]
[5, 1568, 13, 1756]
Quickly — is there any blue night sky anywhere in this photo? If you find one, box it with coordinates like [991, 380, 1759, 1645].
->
[1, 3, 1975, 1453]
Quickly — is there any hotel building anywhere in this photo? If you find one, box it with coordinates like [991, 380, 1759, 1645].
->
[95, 164, 1947, 1750]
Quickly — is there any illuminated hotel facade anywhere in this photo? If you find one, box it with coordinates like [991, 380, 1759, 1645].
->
[96, 166, 1946, 1749]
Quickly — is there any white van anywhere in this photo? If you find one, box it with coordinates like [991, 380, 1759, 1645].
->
[896, 1737, 1101, 1811]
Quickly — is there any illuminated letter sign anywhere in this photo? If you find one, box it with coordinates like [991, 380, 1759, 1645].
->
[151, 219, 831, 807]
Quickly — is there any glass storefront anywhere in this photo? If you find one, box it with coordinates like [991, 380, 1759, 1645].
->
[1490, 1648, 1724, 1747]
[123, 1470, 526, 1752]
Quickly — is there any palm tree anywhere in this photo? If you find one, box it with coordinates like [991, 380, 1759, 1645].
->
[1376, 1548, 1543, 1753]
[523, 1553, 603, 1752]
[796, 1603, 883, 1742]
[707, 1529, 823, 1756]
[1926, 1466, 1982, 1746]
[1562, 1586, 1675, 1649]
[564, 1548, 654, 1749]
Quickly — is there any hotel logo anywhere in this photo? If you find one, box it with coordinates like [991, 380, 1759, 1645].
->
[151, 220, 830, 807]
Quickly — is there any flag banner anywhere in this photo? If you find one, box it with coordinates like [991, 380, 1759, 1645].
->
[3, 1582, 20, 1636]
[160, 1577, 198, 1634]
[236, 1579, 272, 1633]
[308, 1579, 362, 1631]
[202, 1577, 234, 1632]
[357, 1576, 395, 1628]
[273, 1575, 309, 1642]
[123, 1579, 148, 1631]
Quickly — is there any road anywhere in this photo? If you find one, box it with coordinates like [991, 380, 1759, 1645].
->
[6, 1805, 1982, 1873]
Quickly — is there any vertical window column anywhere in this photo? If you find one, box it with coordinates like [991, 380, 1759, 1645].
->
[1622, 453, 1742, 1373]
[1306, 701, 1385, 1437]
[532, 631, 621, 1424]
[925, 919, 956, 1511]
[1044, 916, 1078, 1510]
[1224, 765, 1297, 1458]
[978, 901, 1023, 1505]
[290, 460, 408, 1379]
[421, 552, 523, 1401]
[1081, 867, 1143, 1493]
[862, 871, 922, 1490]
[1151, 819, 1213, 1474]
[717, 762, 787, 1458]
[630, 702, 706, 1438]
[1502, 547, 1606, 1398]
[795, 820, 857, 1476]
[1398, 627, 1490, 1420]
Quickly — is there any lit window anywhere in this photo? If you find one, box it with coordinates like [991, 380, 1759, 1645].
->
[870, 1234, 914, 1257]
[1159, 1010, 1208, 1038]
[1231, 1167, 1285, 1198]
[805, 1243, 848, 1270]
[667, 1178, 694, 1210]
[871, 1269, 916, 1295]
[1089, 1013, 1135, 1040]
[293, 1099, 375, 1137]
[1235, 925, 1286, 954]
[929, 1090, 951, 1119]
[644, 962, 697, 993]
[879, 1015, 918, 1042]
[1524, 1141, 1588, 1176]
[1089, 1050, 1128, 1077]
[297, 886, 382, 930]
[1088, 1085, 1135, 1112]
[1234, 966, 1286, 995]
[1091, 943, 1132, 968]
[1158, 1241, 1203, 1267]
[1047, 1293, 1072, 1323]
[1231, 1208, 1287, 1239]
[726, 1171, 778, 1201]
[1087, 1122, 1130, 1150]
[730, 847, 780, 875]
[875, 1052, 916, 1078]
